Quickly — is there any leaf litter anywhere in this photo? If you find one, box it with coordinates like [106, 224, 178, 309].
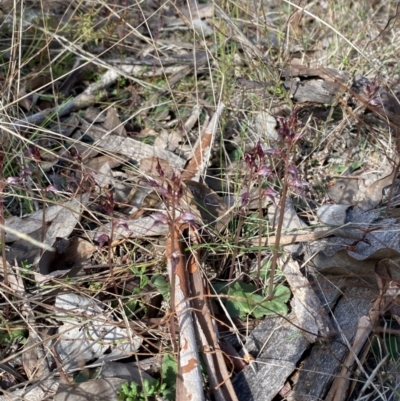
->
[1, 1, 400, 400]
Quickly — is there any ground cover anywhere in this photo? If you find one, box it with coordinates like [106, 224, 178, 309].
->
[1, 1, 400, 400]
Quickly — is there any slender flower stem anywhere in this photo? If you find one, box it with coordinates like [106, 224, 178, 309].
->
[169, 194, 177, 352]
[267, 145, 292, 301]
[256, 174, 263, 288]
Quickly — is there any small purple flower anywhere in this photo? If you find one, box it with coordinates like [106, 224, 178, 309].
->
[287, 165, 299, 176]
[179, 211, 200, 226]
[265, 148, 283, 157]
[148, 180, 160, 189]
[100, 192, 115, 214]
[263, 188, 278, 203]
[253, 140, 265, 161]
[46, 185, 59, 194]
[28, 145, 41, 161]
[176, 184, 183, 200]
[289, 177, 309, 196]
[6, 176, 22, 184]
[369, 96, 383, 107]
[151, 212, 169, 226]
[277, 108, 302, 144]
[244, 153, 256, 169]
[257, 165, 273, 177]
[148, 180, 169, 198]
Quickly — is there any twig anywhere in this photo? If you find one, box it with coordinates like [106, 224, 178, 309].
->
[187, 226, 239, 401]
[253, 227, 342, 246]
[166, 224, 204, 401]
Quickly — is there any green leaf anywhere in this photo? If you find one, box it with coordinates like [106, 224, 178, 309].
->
[161, 353, 177, 390]
[220, 281, 291, 319]
[265, 284, 291, 302]
[0, 328, 28, 346]
[211, 282, 229, 294]
[225, 282, 257, 317]
[123, 300, 137, 316]
[143, 379, 151, 394]
[129, 382, 139, 395]
[152, 274, 171, 301]
[249, 261, 274, 281]
[351, 161, 363, 171]
[252, 297, 288, 318]
[230, 148, 243, 162]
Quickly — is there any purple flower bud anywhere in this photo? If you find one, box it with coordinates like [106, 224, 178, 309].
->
[289, 178, 309, 196]
[156, 158, 165, 178]
[179, 212, 200, 224]
[28, 145, 41, 161]
[253, 140, 265, 160]
[369, 97, 383, 107]
[149, 180, 160, 189]
[97, 233, 110, 248]
[114, 219, 129, 231]
[262, 188, 277, 203]
[46, 185, 59, 194]
[176, 185, 183, 200]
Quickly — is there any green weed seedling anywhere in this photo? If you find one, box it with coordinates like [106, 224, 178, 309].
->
[130, 265, 149, 292]
[118, 353, 176, 401]
[118, 378, 174, 401]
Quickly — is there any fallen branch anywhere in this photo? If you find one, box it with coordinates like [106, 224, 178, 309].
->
[166, 224, 204, 401]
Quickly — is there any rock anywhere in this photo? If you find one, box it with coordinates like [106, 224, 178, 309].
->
[54, 378, 125, 401]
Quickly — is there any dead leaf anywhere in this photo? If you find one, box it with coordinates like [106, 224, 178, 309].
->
[5, 205, 63, 243]
[90, 133, 186, 169]
[22, 329, 52, 380]
[54, 293, 142, 372]
[140, 156, 177, 180]
[103, 107, 127, 137]
[153, 129, 183, 152]
[182, 103, 224, 181]
[85, 154, 127, 172]
[281, 257, 334, 343]
[184, 180, 230, 231]
[38, 237, 96, 278]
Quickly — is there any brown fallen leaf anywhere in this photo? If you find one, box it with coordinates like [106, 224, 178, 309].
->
[38, 237, 96, 279]
[182, 103, 225, 181]
[184, 180, 230, 231]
